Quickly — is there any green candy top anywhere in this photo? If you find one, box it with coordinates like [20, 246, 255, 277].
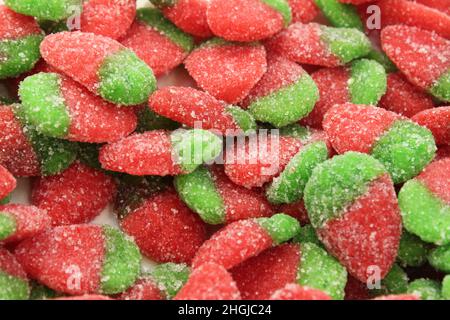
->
[430, 69, 450, 102]
[151, 263, 190, 299]
[98, 49, 156, 106]
[0, 271, 30, 300]
[226, 106, 257, 134]
[371, 120, 436, 184]
[174, 166, 226, 225]
[348, 59, 387, 105]
[314, 0, 363, 30]
[18, 72, 70, 138]
[100, 226, 141, 295]
[442, 276, 450, 300]
[293, 224, 322, 247]
[397, 230, 431, 268]
[320, 25, 372, 64]
[371, 264, 409, 297]
[137, 8, 194, 53]
[0, 213, 16, 241]
[5, 0, 82, 21]
[170, 129, 223, 173]
[297, 242, 347, 300]
[304, 152, 386, 228]
[407, 279, 442, 300]
[261, 0, 292, 26]
[257, 213, 301, 245]
[428, 245, 450, 273]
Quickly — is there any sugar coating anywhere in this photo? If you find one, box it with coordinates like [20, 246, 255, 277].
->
[31, 162, 116, 226]
[5, 0, 82, 21]
[378, 0, 450, 39]
[443, 275, 450, 300]
[0, 204, 51, 244]
[314, 0, 363, 30]
[397, 230, 431, 268]
[428, 244, 450, 273]
[270, 283, 331, 300]
[207, 0, 290, 42]
[381, 25, 450, 101]
[174, 263, 241, 300]
[150, 263, 191, 299]
[348, 59, 387, 105]
[379, 73, 434, 118]
[152, 0, 212, 38]
[80, 0, 136, 40]
[0, 248, 30, 300]
[185, 40, 267, 104]
[407, 279, 442, 300]
[412, 107, 450, 146]
[415, 0, 450, 15]
[119, 277, 165, 300]
[245, 54, 319, 127]
[121, 8, 193, 77]
[287, 0, 319, 23]
[0, 165, 16, 200]
[119, 189, 207, 264]
[338, 0, 372, 4]
[0, 5, 42, 40]
[371, 264, 408, 297]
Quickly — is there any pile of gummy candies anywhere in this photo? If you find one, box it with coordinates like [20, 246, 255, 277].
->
[0, 0, 449, 301]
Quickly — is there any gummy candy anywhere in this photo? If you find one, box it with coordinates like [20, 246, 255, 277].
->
[0, 248, 29, 300]
[412, 107, 450, 146]
[5, 0, 82, 21]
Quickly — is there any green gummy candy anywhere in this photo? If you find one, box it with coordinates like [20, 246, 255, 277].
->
[257, 213, 301, 245]
[0, 271, 30, 300]
[443, 276, 450, 300]
[429, 69, 450, 103]
[226, 106, 257, 134]
[137, 8, 194, 53]
[407, 279, 442, 300]
[98, 49, 156, 106]
[365, 48, 397, 73]
[261, 0, 292, 26]
[399, 180, 450, 246]
[150, 0, 178, 7]
[18, 73, 70, 138]
[397, 230, 431, 267]
[38, 19, 69, 34]
[0, 213, 16, 241]
[279, 124, 311, 140]
[372, 264, 409, 296]
[170, 129, 223, 173]
[349, 59, 387, 105]
[0, 195, 11, 205]
[314, 0, 363, 30]
[100, 226, 141, 295]
[29, 281, 60, 300]
[174, 166, 226, 225]
[136, 107, 179, 132]
[428, 245, 450, 273]
[293, 224, 322, 247]
[248, 72, 319, 128]
[320, 25, 372, 64]
[267, 141, 329, 204]
[26, 128, 77, 176]
[151, 263, 190, 299]
[297, 242, 347, 300]
[0, 35, 43, 79]
[5, 0, 82, 21]
[304, 152, 386, 228]
[371, 120, 436, 184]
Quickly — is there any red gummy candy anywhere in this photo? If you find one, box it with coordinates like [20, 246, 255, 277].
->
[0, 5, 42, 40]
[120, 21, 188, 77]
[379, 73, 435, 118]
[300, 67, 350, 129]
[15, 225, 105, 295]
[31, 162, 117, 226]
[0, 164, 16, 200]
[59, 74, 137, 143]
[318, 174, 402, 282]
[174, 263, 241, 300]
[338, 0, 372, 4]
[415, 0, 450, 16]
[149, 87, 242, 135]
[436, 145, 450, 161]
[231, 243, 300, 300]
[378, 0, 450, 39]
[99, 131, 183, 176]
[55, 295, 113, 300]
[224, 135, 303, 188]
[270, 283, 331, 300]
[416, 158, 450, 205]
[119, 278, 164, 300]
[207, 0, 287, 42]
[192, 219, 273, 270]
[0, 105, 40, 177]
[210, 165, 274, 223]
[40, 31, 123, 93]
[0, 248, 28, 281]
[241, 53, 308, 108]
[278, 201, 309, 225]
[80, 0, 136, 39]
[288, 0, 319, 24]
[265, 23, 341, 67]
[381, 25, 450, 90]
[159, 0, 212, 38]
[120, 189, 207, 264]
[0, 204, 50, 244]
[412, 107, 450, 146]
[344, 275, 370, 300]
[184, 41, 267, 104]
[323, 103, 402, 154]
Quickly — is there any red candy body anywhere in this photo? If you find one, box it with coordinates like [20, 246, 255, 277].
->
[0, 248, 28, 281]
[416, 158, 450, 205]
[119, 278, 164, 300]
[0, 5, 42, 40]
[31, 162, 117, 226]
[270, 283, 331, 300]
[412, 107, 450, 146]
[0, 165, 16, 200]
[288, 0, 319, 24]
